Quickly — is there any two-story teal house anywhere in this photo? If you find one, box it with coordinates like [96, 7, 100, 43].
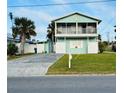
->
[51, 12, 101, 54]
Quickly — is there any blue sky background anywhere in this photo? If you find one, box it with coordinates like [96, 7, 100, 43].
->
[7, 0, 116, 41]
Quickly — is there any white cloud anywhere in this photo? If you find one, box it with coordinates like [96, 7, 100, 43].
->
[32, 26, 48, 41]
[85, 3, 115, 19]
[13, 8, 55, 22]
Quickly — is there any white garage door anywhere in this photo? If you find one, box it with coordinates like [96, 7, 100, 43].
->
[88, 42, 98, 53]
[55, 42, 66, 53]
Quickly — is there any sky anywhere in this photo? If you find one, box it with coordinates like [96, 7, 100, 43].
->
[7, 0, 116, 41]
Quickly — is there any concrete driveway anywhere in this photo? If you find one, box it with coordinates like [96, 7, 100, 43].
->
[7, 53, 63, 77]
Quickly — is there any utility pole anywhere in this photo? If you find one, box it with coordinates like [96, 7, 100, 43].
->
[9, 12, 13, 28]
[9, 12, 14, 43]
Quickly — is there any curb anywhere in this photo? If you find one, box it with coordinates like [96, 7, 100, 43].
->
[7, 74, 116, 78]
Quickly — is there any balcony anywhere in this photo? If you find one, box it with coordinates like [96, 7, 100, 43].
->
[56, 23, 97, 34]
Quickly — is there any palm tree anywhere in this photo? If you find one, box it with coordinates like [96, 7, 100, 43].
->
[47, 23, 55, 42]
[12, 17, 36, 54]
[47, 23, 55, 53]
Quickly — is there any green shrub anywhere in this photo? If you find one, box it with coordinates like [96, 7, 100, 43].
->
[112, 44, 116, 52]
[102, 41, 108, 46]
[7, 43, 18, 55]
[98, 42, 106, 53]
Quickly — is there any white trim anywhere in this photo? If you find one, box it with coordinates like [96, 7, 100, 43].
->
[96, 22, 98, 34]
[86, 23, 88, 33]
[66, 23, 67, 34]
[87, 37, 89, 54]
[55, 34, 98, 37]
[55, 22, 57, 35]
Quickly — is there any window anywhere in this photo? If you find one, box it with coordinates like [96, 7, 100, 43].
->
[67, 23, 76, 34]
[78, 23, 86, 34]
[87, 23, 96, 33]
[57, 23, 66, 34]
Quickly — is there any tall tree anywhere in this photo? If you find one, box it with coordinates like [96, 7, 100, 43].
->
[114, 25, 116, 39]
[114, 25, 116, 32]
[47, 22, 55, 41]
[98, 34, 101, 42]
[47, 22, 55, 52]
[12, 17, 36, 54]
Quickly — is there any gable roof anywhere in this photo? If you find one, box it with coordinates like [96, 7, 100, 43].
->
[52, 12, 101, 24]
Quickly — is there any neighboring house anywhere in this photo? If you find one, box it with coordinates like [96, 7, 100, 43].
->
[7, 33, 49, 54]
[51, 12, 101, 54]
[16, 42, 48, 54]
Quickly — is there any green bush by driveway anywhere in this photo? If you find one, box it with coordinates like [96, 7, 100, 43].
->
[47, 53, 116, 75]
[7, 43, 18, 55]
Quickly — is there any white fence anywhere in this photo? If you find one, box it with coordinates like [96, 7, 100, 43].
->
[16, 43, 45, 54]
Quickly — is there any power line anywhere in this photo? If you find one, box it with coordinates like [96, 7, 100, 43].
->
[8, 0, 115, 8]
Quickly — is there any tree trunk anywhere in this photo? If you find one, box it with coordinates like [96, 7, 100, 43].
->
[20, 34, 26, 55]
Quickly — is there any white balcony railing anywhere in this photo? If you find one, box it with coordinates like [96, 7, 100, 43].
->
[56, 28, 97, 34]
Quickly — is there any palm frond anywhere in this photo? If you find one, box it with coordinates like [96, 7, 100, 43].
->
[12, 17, 36, 39]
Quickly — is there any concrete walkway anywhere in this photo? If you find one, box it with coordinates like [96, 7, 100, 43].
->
[7, 54, 63, 77]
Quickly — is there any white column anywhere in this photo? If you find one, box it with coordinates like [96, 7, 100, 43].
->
[55, 22, 57, 34]
[65, 36, 66, 53]
[96, 22, 98, 34]
[54, 22, 57, 53]
[76, 22, 78, 34]
[55, 22, 57, 53]
[66, 23, 67, 34]
[87, 37, 89, 54]
[86, 23, 88, 34]
[55, 37, 57, 53]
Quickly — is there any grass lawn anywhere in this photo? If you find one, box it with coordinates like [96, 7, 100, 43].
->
[7, 53, 35, 60]
[47, 53, 116, 75]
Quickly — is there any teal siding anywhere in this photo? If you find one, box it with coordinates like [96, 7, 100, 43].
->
[44, 43, 49, 53]
[89, 37, 96, 42]
[45, 40, 55, 53]
[67, 38, 87, 54]
[56, 14, 97, 23]
[57, 37, 89, 54]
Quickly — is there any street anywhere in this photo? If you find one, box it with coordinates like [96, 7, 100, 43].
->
[8, 76, 116, 93]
